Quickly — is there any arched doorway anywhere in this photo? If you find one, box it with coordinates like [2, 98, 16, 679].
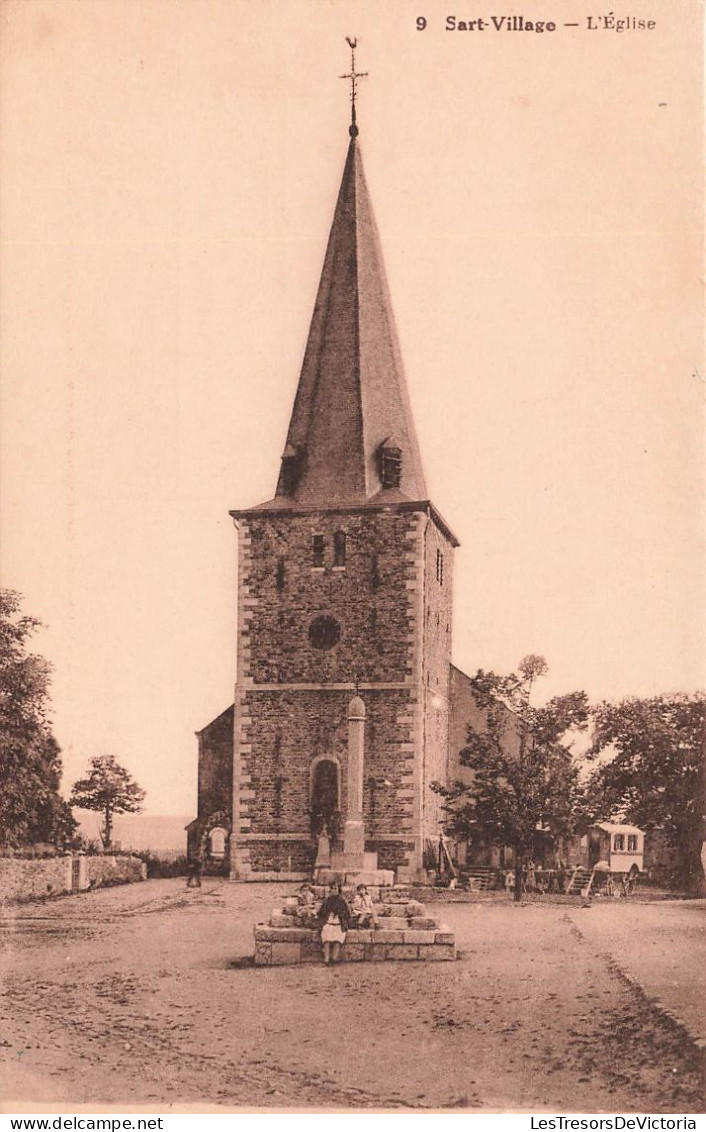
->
[310, 758, 340, 836]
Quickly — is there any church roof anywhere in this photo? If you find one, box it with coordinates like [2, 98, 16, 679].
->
[268, 133, 428, 507]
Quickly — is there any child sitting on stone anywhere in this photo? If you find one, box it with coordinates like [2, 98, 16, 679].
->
[351, 884, 377, 929]
[296, 883, 319, 926]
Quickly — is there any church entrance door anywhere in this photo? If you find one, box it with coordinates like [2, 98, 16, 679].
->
[311, 759, 339, 837]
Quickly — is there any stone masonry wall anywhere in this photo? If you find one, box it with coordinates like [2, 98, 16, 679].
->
[232, 505, 424, 878]
[86, 855, 146, 888]
[0, 856, 73, 903]
[448, 667, 523, 785]
[196, 705, 234, 820]
[448, 665, 490, 786]
[239, 688, 415, 835]
[447, 666, 524, 863]
[242, 510, 419, 685]
[420, 517, 455, 842]
[0, 854, 145, 903]
[423, 519, 455, 697]
[234, 686, 419, 875]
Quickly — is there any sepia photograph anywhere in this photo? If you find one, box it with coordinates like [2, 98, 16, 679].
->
[0, 0, 704, 1117]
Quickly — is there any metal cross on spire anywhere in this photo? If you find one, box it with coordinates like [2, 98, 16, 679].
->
[340, 37, 368, 138]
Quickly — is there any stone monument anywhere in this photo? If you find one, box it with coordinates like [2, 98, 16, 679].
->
[315, 696, 395, 887]
[254, 696, 457, 966]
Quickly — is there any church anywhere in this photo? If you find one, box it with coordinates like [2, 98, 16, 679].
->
[186, 68, 505, 883]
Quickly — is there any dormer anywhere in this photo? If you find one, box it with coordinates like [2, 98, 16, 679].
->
[378, 436, 402, 490]
[277, 444, 306, 497]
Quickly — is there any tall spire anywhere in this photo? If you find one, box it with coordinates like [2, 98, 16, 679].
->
[268, 44, 427, 509]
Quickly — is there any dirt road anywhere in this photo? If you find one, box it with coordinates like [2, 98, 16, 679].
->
[1, 880, 703, 1112]
[565, 900, 705, 1045]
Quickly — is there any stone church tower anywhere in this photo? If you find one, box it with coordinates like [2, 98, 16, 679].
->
[189, 101, 460, 883]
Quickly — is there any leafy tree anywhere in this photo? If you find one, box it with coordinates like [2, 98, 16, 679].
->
[70, 755, 146, 849]
[434, 656, 589, 900]
[0, 589, 75, 846]
[586, 694, 706, 894]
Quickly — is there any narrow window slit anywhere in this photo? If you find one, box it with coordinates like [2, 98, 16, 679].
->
[312, 534, 325, 568]
[436, 549, 444, 585]
[276, 558, 286, 592]
[333, 530, 346, 567]
[370, 553, 380, 591]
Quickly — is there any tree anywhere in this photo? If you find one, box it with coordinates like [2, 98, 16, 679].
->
[433, 656, 589, 900]
[70, 755, 146, 848]
[0, 589, 75, 846]
[586, 694, 706, 895]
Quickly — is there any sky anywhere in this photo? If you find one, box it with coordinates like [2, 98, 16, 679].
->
[1, 0, 703, 817]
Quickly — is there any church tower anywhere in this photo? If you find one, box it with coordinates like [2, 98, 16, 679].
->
[228, 61, 458, 882]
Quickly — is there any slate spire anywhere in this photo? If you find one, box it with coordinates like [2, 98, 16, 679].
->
[272, 131, 428, 507]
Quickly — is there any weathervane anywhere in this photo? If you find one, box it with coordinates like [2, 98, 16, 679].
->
[340, 37, 368, 138]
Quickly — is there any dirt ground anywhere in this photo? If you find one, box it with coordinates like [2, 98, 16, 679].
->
[1, 879, 703, 1112]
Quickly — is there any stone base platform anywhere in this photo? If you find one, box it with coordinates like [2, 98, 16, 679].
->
[314, 850, 395, 888]
[253, 884, 456, 966]
[314, 868, 396, 887]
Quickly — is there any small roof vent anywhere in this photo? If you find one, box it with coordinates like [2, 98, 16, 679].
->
[278, 444, 306, 496]
[378, 436, 402, 489]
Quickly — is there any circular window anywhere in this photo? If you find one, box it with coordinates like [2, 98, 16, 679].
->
[309, 615, 341, 651]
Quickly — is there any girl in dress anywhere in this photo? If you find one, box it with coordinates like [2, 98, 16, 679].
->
[317, 881, 350, 965]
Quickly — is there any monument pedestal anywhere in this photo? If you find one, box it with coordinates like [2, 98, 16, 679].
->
[319, 849, 394, 887]
[252, 700, 451, 966]
[253, 882, 457, 965]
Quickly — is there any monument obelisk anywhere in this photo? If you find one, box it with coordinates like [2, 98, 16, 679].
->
[342, 696, 366, 868]
[319, 695, 394, 886]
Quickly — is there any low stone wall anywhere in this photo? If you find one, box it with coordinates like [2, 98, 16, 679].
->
[254, 925, 456, 965]
[0, 853, 146, 904]
[86, 855, 146, 888]
[0, 856, 73, 903]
